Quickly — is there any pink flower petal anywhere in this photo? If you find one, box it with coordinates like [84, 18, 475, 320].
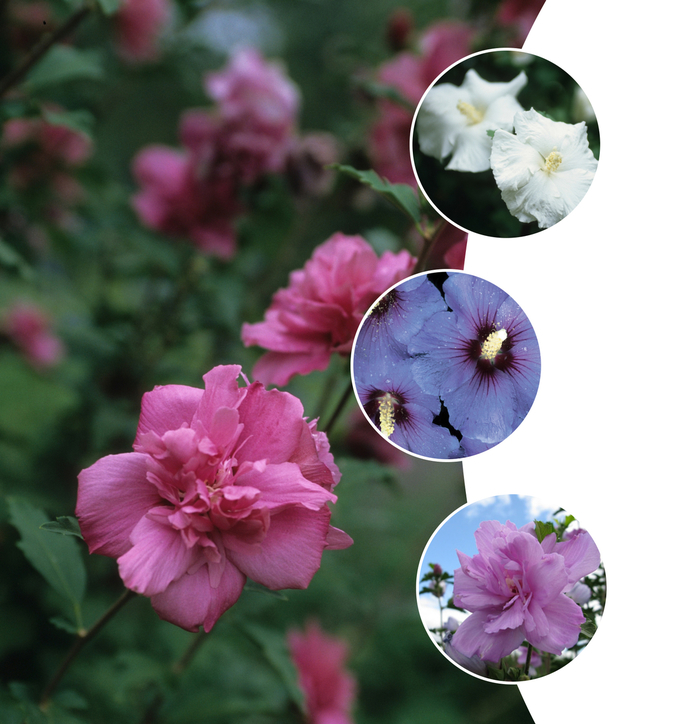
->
[324, 526, 353, 550]
[235, 383, 311, 463]
[528, 594, 585, 655]
[117, 513, 197, 596]
[150, 558, 246, 632]
[451, 611, 525, 663]
[135, 383, 203, 443]
[226, 505, 332, 590]
[236, 461, 336, 510]
[76, 453, 162, 558]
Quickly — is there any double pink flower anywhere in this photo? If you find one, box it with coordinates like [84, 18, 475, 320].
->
[77, 365, 351, 632]
[242, 233, 415, 387]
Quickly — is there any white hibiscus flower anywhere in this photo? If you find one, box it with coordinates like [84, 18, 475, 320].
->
[490, 108, 598, 229]
[416, 69, 527, 173]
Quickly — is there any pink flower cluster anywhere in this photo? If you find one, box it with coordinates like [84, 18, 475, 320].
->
[242, 233, 415, 387]
[2, 302, 64, 369]
[369, 20, 473, 186]
[77, 365, 351, 632]
[114, 0, 172, 63]
[451, 520, 600, 663]
[2, 111, 92, 206]
[288, 621, 356, 724]
[131, 48, 300, 259]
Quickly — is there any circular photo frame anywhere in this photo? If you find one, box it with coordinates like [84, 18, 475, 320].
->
[417, 495, 605, 683]
[350, 270, 541, 461]
[411, 48, 600, 237]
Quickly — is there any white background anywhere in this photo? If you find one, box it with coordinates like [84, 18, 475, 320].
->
[461, 0, 698, 720]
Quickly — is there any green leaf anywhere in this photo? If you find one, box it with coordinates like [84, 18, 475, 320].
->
[243, 580, 288, 600]
[533, 520, 555, 543]
[580, 620, 597, 639]
[331, 164, 421, 223]
[0, 239, 34, 280]
[485, 129, 495, 138]
[43, 109, 94, 138]
[561, 514, 576, 529]
[333, 457, 398, 488]
[40, 516, 84, 539]
[7, 497, 86, 629]
[354, 79, 415, 111]
[49, 616, 80, 634]
[25, 46, 103, 92]
[95, 0, 122, 15]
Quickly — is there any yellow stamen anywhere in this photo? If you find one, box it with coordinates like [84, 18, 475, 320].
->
[378, 393, 396, 438]
[481, 328, 507, 361]
[456, 100, 484, 125]
[545, 148, 563, 173]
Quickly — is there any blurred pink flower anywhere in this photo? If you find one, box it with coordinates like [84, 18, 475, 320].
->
[131, 48, 300, 258]
[288, 621, 356, 724]
[2, 112, 92, 202]
[114, 0, 171, 63]
[497, 0, 547, 46]
[413, 221, 467, 270]
[131, 145, 240, 259]
[203, 48, 299, 179]
[242, 233, 415, 387]
[369, 21, 473, 186]
[77, 365, 352, 632]
[451, 520, 600, 662]
[3, 302, 64, 369]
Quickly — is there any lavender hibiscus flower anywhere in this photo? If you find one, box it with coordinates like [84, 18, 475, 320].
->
[450, 520, 600, 662]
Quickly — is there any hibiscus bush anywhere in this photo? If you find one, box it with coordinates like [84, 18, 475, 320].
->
[0, 1, 546, 722]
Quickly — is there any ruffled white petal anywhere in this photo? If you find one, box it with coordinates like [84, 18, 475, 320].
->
[490, 129, 544, 192]
[491, 108, 598, 228]
[445, 125, 494, 172]
[417, 70, 527, 173]
[463, 69, 527, 107]
[417, 84, 475, 161]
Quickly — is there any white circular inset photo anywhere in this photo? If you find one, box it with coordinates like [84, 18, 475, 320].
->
[411, 49, 600, 237]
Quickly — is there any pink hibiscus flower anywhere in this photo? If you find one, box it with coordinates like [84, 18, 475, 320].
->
[2, 301, 64, 369]
[450, 520, 600, 662]
[241, 233, 415, 387]
[288, 621, 356, 724]
[131, 144, 240, 259]
[76, 365, 352, 632]
[114, 0, 171, 63]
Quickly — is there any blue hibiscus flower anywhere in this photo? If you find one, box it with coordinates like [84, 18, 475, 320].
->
[409, 273, 540, 447]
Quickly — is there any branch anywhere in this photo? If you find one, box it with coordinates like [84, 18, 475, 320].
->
[0, 4, 92, 100]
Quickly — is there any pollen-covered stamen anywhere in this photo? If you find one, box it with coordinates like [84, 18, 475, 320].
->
[481, 328, 507, 361]
[378, 392, 397, 437]
[545, 147, 563, 173]
[457, 100, 484, 125]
